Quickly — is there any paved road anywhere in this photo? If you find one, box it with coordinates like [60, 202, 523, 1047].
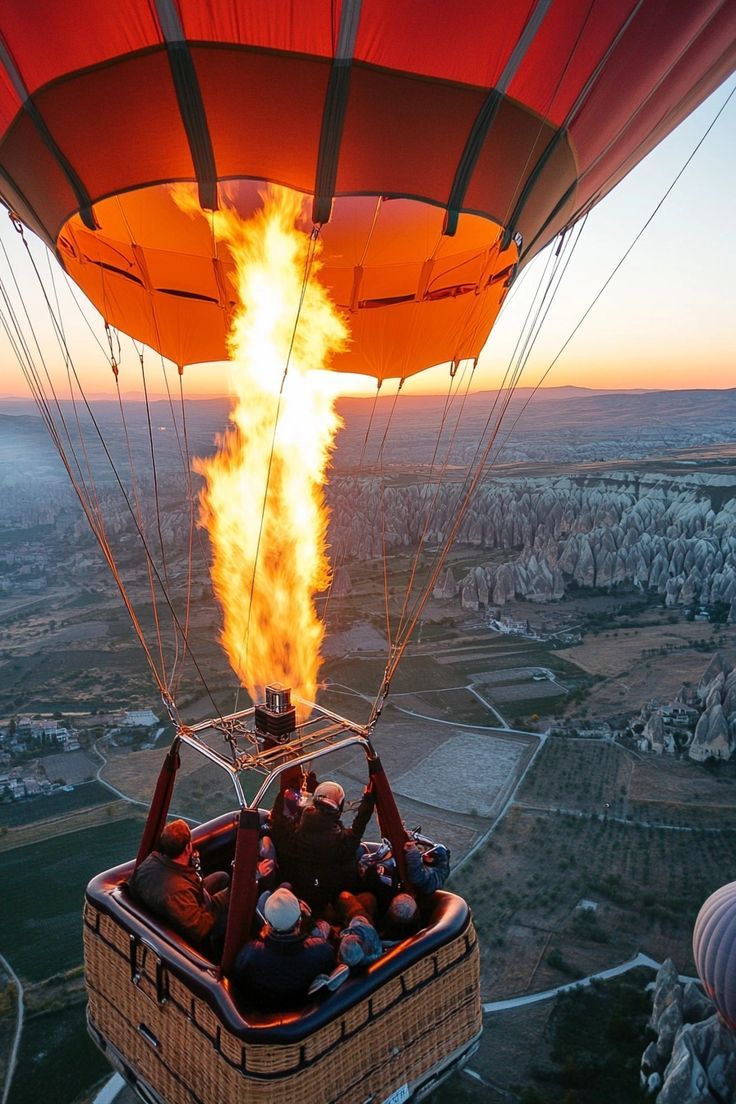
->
[91, 738, 198, 825]
[0, 953, 23, 1104]
[482, 953, 700, 1013]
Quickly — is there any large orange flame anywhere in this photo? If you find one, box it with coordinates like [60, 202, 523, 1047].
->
[180, 186, 347, 708]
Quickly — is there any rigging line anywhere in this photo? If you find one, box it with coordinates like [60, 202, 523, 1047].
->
[377, 378, 404, 654]
[384, 76, 720, 692]
[18, 231, 111, 537]
[480, 226, 589, 477]
[357, 196, 383, 269]
[8, 240, 169, 689]
[57, 266, 110, 357]
[0, 300, 166, 685]
[370, 235, 574, 715]
[529, 82, 736, 400]
[174, 368, 197, 698]
[138, 345, 173, 676]
[487, 236, 574, 429]
[143, 342, 193, 694]
[113, 369, 168, 684]
[18, 231, 224, 716]
[442, 237, 565, 500]
[320, 379, 384, 630]
[490, 90, 733, 468]
[394, 361, 472, 641]
[0, 252, 109, 543]
[0, 233, 103, 525]
[233, 224, 321, 713]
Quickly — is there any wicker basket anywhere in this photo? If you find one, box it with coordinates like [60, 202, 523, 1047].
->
[84, 889, 481, 1104]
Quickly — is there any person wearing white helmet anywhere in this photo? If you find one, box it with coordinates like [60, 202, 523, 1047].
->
[271, 775, 376, 913]
[233, 887, 335, 1007]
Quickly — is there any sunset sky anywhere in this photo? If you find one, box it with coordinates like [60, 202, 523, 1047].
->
[0, 75, 733, 402]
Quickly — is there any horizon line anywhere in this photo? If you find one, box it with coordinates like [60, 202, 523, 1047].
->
[2, 383, 735, 403]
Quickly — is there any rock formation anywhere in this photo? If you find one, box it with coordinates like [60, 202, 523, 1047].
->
[642, 958, 736, 1103]
[326, 470, 736, 614]
[688, 653, 736, 762]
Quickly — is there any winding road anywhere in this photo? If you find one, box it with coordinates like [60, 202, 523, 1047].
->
[0, 952, 23, 1104]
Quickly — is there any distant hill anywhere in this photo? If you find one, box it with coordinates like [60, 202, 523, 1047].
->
[1, 387, 734, 479]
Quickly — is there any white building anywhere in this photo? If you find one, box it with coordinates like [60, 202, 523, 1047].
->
[122, 710, 159, 728]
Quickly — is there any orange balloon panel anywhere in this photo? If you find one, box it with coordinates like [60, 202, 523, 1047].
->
[59, 184, 519, 377]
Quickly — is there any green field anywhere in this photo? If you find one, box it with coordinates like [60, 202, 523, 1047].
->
[0, 783, 114, 828]
[0, 818, 144, 981]
[8, 1002, 109, 1104]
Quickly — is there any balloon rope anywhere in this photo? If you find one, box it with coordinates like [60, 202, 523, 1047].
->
[525, 82, 736, 390]
[6, 219, 224, 718]
[321, 379, 383, 628]
[0, 248, 166, 690]
[394, 359, 475, 642]
[112, 365, 168, 685]
[367, 231, 576, 723]
[377, 380, 404, 654]
[370, 80, 735, 722]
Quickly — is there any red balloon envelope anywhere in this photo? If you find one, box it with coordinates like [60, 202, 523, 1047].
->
[693, 880, 736, 1030]
[0, 1, 735, 373]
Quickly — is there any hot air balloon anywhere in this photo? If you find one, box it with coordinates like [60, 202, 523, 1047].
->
[1, 3, 735, 1102]
[693, 880, 736, 1030]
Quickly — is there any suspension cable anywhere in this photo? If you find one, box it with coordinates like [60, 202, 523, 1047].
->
[5, 218, 223, 717]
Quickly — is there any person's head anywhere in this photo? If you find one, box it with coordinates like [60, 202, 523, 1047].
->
[312, 780, 345, 814]
[339, 931, 365, 967]
[158, 818, 191, 861]
[263, 887, 302, 934]
[386, 893, 419, 931]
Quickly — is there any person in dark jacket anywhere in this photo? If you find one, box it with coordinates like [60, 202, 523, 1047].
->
[234, 887, 335, 1006]
[128, 819, 230, 950]
[404, 839, 450, 895]
[271, 779, 376, 913]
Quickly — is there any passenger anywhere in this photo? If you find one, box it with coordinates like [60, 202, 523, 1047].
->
[234, 887, 335, 1006]
[404, 840, 450, 895]
[381, 892, 421, 943]
[128, 819, 230, 950]
[336, 890, 382, 968]
[272, 778, 376, 912]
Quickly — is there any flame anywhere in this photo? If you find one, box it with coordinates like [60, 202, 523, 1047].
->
[179, 185, 347, 708]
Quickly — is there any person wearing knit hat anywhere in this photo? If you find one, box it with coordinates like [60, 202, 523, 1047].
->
[233, 886, 335, 1007]
[263, 886, 302, 932]
[335, 892, 383, 969]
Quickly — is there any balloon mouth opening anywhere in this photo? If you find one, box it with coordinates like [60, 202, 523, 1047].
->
[56, 179, 517, 375]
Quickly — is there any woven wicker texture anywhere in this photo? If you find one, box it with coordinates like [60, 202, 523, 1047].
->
[84, 904, 481, 1103]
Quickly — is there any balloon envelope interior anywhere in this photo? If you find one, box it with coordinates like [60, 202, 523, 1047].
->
[59, 183, 518, 376]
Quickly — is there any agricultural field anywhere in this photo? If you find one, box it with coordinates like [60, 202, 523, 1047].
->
[8, 1001, 109, 1104]
[556, 619, 736, 724]
[459, 806, 736, 998]
[518, 737, 634, 817]
[0, 818, 145, 981]
[517, 734, 736, 829]
[0, 781, 114, 828]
